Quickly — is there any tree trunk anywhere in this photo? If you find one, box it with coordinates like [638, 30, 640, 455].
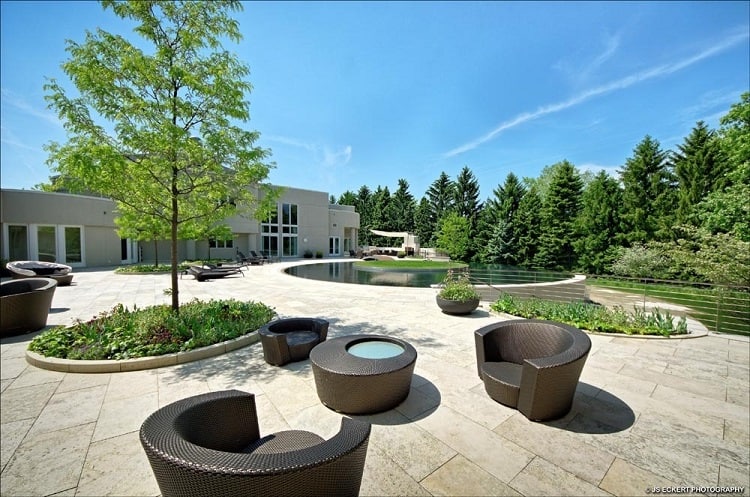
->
[171, 169, 179, 312]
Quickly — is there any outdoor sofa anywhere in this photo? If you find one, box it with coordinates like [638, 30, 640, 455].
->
[140, 390, 371, 497]
[258, 317, 329, 366]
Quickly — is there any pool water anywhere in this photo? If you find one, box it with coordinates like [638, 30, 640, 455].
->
[347, 340, 404, 359]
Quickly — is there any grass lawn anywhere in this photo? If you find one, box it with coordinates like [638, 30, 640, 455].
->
[353, 259, 468, 270]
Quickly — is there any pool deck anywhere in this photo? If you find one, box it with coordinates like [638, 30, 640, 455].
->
[1, 259, 748, 496]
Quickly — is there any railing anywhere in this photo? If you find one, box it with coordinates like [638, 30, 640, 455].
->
[461, 266, 750, 336]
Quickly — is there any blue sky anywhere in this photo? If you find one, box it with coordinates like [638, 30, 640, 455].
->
[1, 1, 748, 201]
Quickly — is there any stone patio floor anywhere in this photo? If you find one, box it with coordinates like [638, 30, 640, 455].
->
[1, 259, 748, 496]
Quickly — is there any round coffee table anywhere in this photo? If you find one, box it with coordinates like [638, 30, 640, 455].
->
[310, 334, 417, 414]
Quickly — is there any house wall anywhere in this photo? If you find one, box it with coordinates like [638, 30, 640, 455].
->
[1, 187, 359, 266]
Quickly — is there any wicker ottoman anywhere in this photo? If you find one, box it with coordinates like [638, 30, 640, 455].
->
[310, 335, 417, 414]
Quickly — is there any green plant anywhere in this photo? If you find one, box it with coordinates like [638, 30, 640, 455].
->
[28, 299, 275, 360]
[303, 249, 313, 258]
[397, 251, 406, 258]
[438, 270, 479, 302]
[490, 293, 688, 336]
[315, 251, 324, 259]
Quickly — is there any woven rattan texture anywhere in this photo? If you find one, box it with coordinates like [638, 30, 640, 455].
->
[0, 277, 57, 335]
[259, 318, 329, 366]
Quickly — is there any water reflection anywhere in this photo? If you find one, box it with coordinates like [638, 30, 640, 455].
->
[287, 262, 445, 287]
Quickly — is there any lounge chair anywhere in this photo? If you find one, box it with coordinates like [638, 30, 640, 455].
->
[236, 251, 264, 266]
[250, 250, 271, 263]
[187, 265, 241, 282]
[6, 260, 74, 286]
[140, 390, 371, 497]
[204, 263, 244, 276]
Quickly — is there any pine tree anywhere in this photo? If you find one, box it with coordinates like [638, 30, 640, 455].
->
[478, 172, 525, 264]
[671, 121, 727, 224]
[413, 197, 432, 252]
[516, 184, 542, 267]
[574, 170, 623, 273]
[425, 171, 455, 245]
[536, 161, 583, 270]
[355, 185, 373, 245]
[619, 135, 676, 244]
[391, 179, 416, 232]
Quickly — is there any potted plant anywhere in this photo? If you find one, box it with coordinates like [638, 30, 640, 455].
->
[436, 270, 480, 315]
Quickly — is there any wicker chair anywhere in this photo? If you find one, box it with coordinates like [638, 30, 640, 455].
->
[258, 318, 329, 366]
[1, 278, 57, 336]
[6, 260, 74, 286]
[474, 319, 591, 421]
[140, 390, 371, 497]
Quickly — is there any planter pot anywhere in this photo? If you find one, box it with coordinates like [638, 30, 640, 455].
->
[436, 295, 479, 315]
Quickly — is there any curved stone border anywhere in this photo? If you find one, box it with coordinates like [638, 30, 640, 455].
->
[25, 332, 260, 373]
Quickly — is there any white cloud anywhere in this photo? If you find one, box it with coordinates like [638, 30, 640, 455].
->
[267, 135, 352, 169]
[444, 29, 749, 158]
[1, 88, 62, 129]
[323, 145, 352, 167]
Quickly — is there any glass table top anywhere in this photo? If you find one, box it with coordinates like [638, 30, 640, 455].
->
[347, 340, 404, 359]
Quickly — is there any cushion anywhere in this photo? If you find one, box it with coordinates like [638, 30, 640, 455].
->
[481, 361, 523, 408]
[286, 331, 320, 360]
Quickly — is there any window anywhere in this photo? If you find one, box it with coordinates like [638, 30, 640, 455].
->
[64, 227, 82, 264]
[209, 238, 233, 248]
[329, 236, 340, 256]
[8, 225, 28, 260]
[37, 226, 57, 262]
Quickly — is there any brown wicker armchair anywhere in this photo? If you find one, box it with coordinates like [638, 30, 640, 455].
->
[6, 260, 74, 286]
[1, 278, 57, 336]
[474, 319, 591, 421]
[140, 390, 371, 497]
[259, 317, 329, 366]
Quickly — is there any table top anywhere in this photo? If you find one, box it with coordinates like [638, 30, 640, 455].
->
[310, 334, 417, 376]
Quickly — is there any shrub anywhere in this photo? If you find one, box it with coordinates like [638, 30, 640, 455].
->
[490, 293, 687, 336]
[28, 299, 276, 360]
[303, 249, 314, 259]
[315, 251, 324, 259]
[438, 271, 479, 302]
[397, 251, 406, 258]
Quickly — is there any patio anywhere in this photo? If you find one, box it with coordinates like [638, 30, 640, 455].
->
[1, 260, 748, 496]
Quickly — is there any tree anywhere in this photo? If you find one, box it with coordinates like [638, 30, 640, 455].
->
[390, 179, 416, 232]
[436, 212, 471, 261]
[618, 135, 676, 244]
[536, 160, 583, 270]
[355, 185, 373, 245]
[44, 1, 274, 311]
[671, 121, 727, 224]
[515, 184, 542, 267]
[370, 186, 393, 246]
[718, 92, 750, 171]
[574, 170, 623, 273]
[337, 190, 357, 206]
[425, 171, 455, 245]
[413, 197, 432, 253]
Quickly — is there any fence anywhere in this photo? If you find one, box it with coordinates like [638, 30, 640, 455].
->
[461, 267, 750, 336]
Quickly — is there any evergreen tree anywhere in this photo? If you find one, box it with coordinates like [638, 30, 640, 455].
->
[478, 172, 525, 264]
[574, 170, 623, 273]
[516, 184, 542, 267]
[337, 190, 357, 206]
[484, 219, 517, 265]
[355, 185, 373, 245]
[391, 178, 416, 232]
[536, 161, 583, 270]
[619, 135, 676, 244]
[425, 171, 455, 245]
[413, 197, 432, 253]
[454, 166, 483, 259]
[671, 121, 727, 224]
[371, 186, 394, 245]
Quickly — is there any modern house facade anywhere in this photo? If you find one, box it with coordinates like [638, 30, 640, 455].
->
[0, 187, 359, 267]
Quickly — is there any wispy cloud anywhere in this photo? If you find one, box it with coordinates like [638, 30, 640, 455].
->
[1, 88, 62, 129]
[444, 29, 749, 158]
[266, 135, 352, 168]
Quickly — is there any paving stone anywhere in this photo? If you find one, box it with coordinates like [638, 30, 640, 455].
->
[1, 417, 33, 468]
[599, 457, 680, 496]
[93, 391, 158, 442]
[0, 381, 58, 424]
[421, 454, 521, 496]
[360, 442, 430, 496]
[509, 456, 610, 496]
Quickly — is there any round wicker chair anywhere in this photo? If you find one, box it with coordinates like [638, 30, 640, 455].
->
[140, 390, 371, 497]
[258, 318, 329, 366]
[474, 319, 591, 421]
[1, 278, 57, 336]
[6, 260, 74, 286]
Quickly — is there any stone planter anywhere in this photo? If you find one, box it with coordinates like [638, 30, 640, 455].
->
[436, 295, 479, 315]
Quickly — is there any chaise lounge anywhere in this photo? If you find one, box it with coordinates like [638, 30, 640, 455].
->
[140, 390, 371, 497]
[186, 265, 242, 282]
[474, 319, 591, 421]
[6, 260, 74, 286]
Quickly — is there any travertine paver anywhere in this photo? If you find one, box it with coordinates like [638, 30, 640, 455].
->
[1, 260, 748, 496]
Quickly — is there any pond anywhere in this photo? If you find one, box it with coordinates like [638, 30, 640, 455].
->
[284, 261, 569, 288]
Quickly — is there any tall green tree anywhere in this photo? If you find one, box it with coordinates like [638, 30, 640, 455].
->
[515, 184, 542, 267]
[453, 166, 483, 260]
[619, 135, 675, 244]
[371, 186, 394, 245]
[436, 212, 471, 261]
[478, 172, 525, 264]
[355, 185, 374, 245]
[574, 170, 623, 273]
[337, 190, 357, 206]
[44, 0, 274, 311]
[391, 179, 416, 232]
[425, 171, 456, 245]
[413, 197, 432, 252]
[536, 160, 583, 270]
[671, 121, 727, 224]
